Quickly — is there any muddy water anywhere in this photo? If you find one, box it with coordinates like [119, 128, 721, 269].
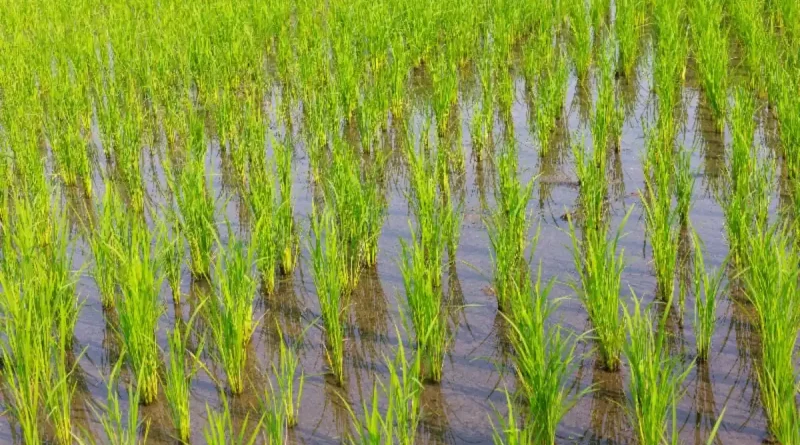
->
[1, 52, 783, 444]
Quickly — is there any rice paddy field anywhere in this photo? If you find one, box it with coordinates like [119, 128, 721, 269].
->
[2, 0, 800, 443]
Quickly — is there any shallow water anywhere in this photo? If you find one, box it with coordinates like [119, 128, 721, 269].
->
[1, 46, 787, 445]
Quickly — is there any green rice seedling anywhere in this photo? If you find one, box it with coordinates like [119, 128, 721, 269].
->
[46, 311, 81, 445]
[615, 0, 645, 77]
[343, 328, 422, 445]
[89, 183, 127, 308]
[324, 139, 387, 292]
[383, 332, 422, 445]
[594, 36, 624, 152]
[309, 206, 348, 386]
[490, 389, 532, 444]
[652, 0, 688, 116]
[164, 308, 205, 444]
[208, 233, 259, 395]
[92, 358, 150, 445]
[567, 202, 630, 371]
[203, 398, 262, 445]
[503, 264, 586, 444]
[274, 136, 298, 275]
[486, 143, 535, 312]
[261, 381, 288, 444]
[176, 153, 217, 277]
[405, 134, 459, 288]
[690, 0, 728, 131]
[568, 0, 593, 82]
[270, 323, 305, 428]
[622, 296, 694, 445]
[641, 138, 680, 302]
[157, 215, 184, 304]
[742, 224, 800, 444]
[471, 37, 496, 157]
[116, 221, 165, 405]
[400, 232, 449, 383]
[573, 141, 607, 234]
[246, 152, 280, 295]
[675, 147, 695, 227]
[691, 231, 727, 362]
[534, 50, 569, 154]
[774, 70, 800, 180]
[345, 381, 391, 444]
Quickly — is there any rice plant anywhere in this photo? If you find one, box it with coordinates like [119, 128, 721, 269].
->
[567, 208, 629, 372]
[344, 330, 422, 445]
[247, 150, 280, 295]
[400, 230, 450, 383]
[88, 183, 127, 309]
[164, 309, 205, 443]
[690, 0, 728, 130]
[692, 232, 727, 362]
[207, 233, 259, 395]
[622, 296, 694, 445]
[275, 137, 298, 275]
[490, 390, 533, 445]
[270, 323, 305, 428]
[533, 50, 569, 154]
[261, 381, 289, 444]
[157, 215, 184, 304]
[116, 220, 164, 405]
[203, 398, 263, 445]
[615, 0, 645, 77]
[309, 206, 348, 386]
[568, 0, 593, 82]
[641, 134, 680, 302]
[486, 142, 535, 312]
[46, 311, 81, 445]
[176, 153, 217, 277]
[91, 358, 150, 445]
[742, 224, 800, 444]
[503, 263, 585, 444]
[324, 139, 387, 292]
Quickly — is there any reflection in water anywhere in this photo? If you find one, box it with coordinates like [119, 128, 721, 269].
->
[696, 97, 726, 196]
[693, 361, 721, 444]
[349, 269, 390, 372]
[586, 360, 626, 444]
[420, 384, 454, 444]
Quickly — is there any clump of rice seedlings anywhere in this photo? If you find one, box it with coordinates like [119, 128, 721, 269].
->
[157, 215, 184, 304]
[207, 233, 259, 395]
[722, 89, 773, 270]
[92, 358, 150, 445]
[675, 147, 695, 227]
[164, 310, 204, 444]
[203, 398, 262, 445]
[594, 36, 624, 152]
[405, 132, 462, 283]
[472, 37, 496, 157]
[503, 263, 585, 444]
[774, 70, 800, 180]
[344, 331, 422, 445]
[490, 390, 532, 444]
[692, 232, 727, 362]
[568, 143, 629, 370]
[176, 154, 217, 277]
[45, 75, 94, 195]
[400, 229, 450, 383]
[690, 0, 728, 131]
[116, 221, 164, 405]
[486, 142, 535, 312]
[622, 296, 695, 445]
[652, 0, 688, 126]
[46, 312, 81, 445]
[324, 139, 388, 292]
[88, 183, 127, 309]
[534, 50, 569, 154]
[246, 149, 280, 295]
[261, 381, 288, 444]
[270, 323, 305, 428]
[641, 135, 680, 302]
[568, 0, 593, 82]
[573, 141, 608, 233]
[615, 0, 645, 77]
[742, 224, 800, 444]
[309, 207, 348, 386]
[275, 137, 298, 275]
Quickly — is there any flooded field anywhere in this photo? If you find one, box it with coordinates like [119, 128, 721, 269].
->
[1, 0, 799, 444]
